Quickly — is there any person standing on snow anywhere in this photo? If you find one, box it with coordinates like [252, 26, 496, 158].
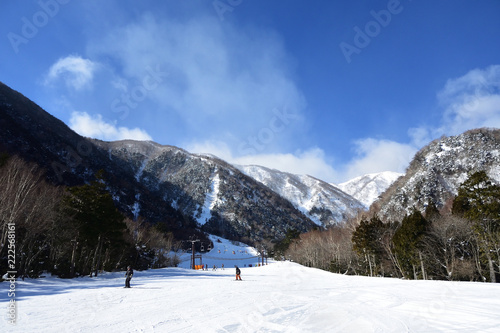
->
[125, 266, 134, 288]
[235, 266, 242, 280]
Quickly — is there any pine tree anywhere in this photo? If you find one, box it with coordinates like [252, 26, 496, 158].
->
[393, 209, 430, 279]
[452, 171, 500, 282]
[352, 216, 385, 276]
[61, 171, 126, 277]
[273, 228, 301, 259]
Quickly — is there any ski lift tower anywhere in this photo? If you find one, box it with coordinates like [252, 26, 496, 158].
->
[258, 247, 267, 266]
[189, 236, 201, 270]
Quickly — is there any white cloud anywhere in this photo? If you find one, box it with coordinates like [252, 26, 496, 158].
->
[88, 13, 306, 153]
[45, 55, 97, 90]
[233, 148, 338, 182]
[69, 111, 153, 141]
[187, 140, 338, 182]
[437, 65, 500, 135]
[340, 138, 417, 182]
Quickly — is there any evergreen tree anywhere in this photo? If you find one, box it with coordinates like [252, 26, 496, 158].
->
[452, 171, 500, 282]
[352, 216, 385, 276]
[274, 228, 301, 259]
[424, 201, 440, 222]
[393, 209, 430, 279]
[61, 171, 126, 277]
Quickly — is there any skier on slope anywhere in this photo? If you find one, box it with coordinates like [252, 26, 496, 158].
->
[235, 266, 242, 280]
[125, 266, 134, 288]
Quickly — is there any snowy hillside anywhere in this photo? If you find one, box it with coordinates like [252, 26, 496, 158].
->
[376, 129, 500, 220]
[5, 249, 500, 332]
[237, 165, 365, 227]
[176, 235, 262, 269]
[336, 171, 402, 208]
[93, 140, 316, 242]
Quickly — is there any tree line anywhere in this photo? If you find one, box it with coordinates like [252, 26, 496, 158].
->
[280, 171, 500, 282]
[0, 154, 181, 279]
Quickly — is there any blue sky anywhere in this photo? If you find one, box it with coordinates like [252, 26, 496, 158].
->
[2, 0, 500, 183]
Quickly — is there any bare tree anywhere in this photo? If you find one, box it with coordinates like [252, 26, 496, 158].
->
[0, 156, 61, 277]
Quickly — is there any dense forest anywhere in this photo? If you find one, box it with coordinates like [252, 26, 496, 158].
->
[278, 171, 500, 282]
[0, 154, 182, 279]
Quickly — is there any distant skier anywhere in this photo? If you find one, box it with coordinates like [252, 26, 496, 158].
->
[235, 266, 242, 280]
[125, 266, 133, 288]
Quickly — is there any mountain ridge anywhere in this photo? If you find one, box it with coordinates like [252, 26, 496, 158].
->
[372, 128, 500, 220]
[337, 171, 403, 208]
[90, 138, 318, 242]
[236, 164, 366, 227]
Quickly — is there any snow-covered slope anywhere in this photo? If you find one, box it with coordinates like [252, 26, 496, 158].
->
[237, 165, 365, 227]
[6, 260, 500, 332]
[176, 235, 262, 269]
[336, 171, 402, 208]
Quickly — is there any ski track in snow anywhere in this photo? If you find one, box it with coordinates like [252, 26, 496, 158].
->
[197, 170, 221, 225]
[2, 238, 500, 333]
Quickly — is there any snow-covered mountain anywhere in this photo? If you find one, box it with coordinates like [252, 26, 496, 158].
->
[336, 171, 403, 208]
[374, 128, 500, 220]
[237, 165, 365, 227]
[92, 140, 317, 242]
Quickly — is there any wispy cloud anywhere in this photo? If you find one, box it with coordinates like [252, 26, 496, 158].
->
[405, 65, 500, 160]
[341, 138, 417, 181]
[437, 65, 500, 135]
[233, 148, 339, 182]
[88, 13, 306, 152]
[69, 111, 152, 141]
[187, 140, 338, 182]
[45, 55, 97, 90]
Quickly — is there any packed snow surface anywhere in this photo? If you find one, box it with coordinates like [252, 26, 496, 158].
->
[3, 238, 500, 332]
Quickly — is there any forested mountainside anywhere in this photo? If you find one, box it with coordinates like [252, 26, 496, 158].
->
[0, 81, 192, 238]
[91, 140, 317, 242]
[372, 128, 500, 220]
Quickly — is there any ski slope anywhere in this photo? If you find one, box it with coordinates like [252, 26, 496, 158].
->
[2, 238, 500, 332]
[176, 235, 262, 270]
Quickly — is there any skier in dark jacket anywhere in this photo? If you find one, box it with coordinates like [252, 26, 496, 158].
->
[235, 266, 242, 280]
[125, 266, 134, 288]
